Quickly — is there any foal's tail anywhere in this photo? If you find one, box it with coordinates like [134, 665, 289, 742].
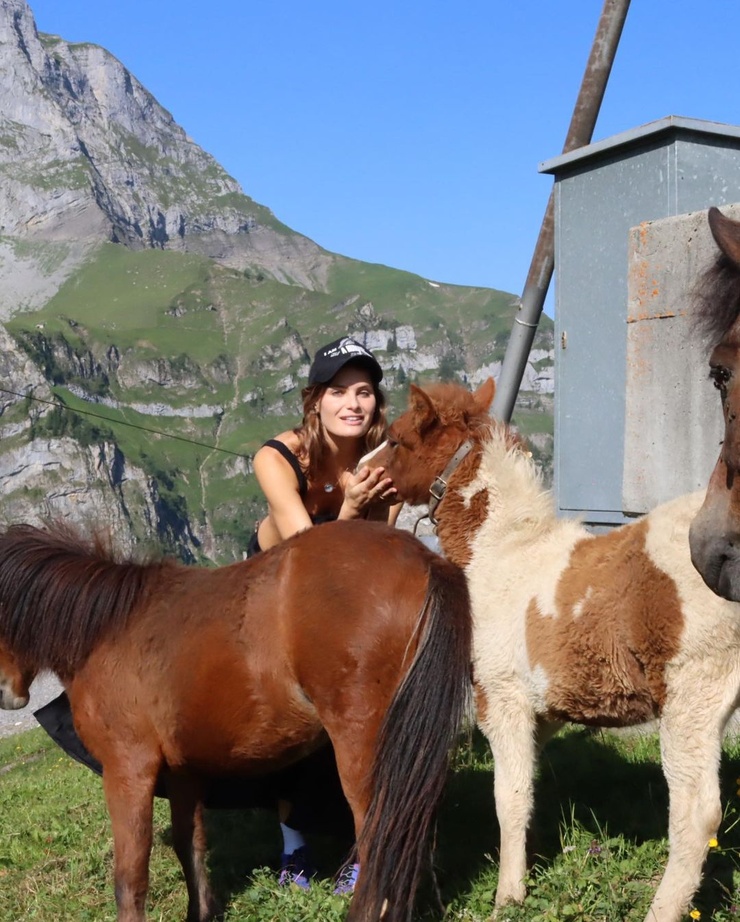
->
[348, 554, 473, 922]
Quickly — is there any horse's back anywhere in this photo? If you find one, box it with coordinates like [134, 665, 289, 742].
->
[74, 520, 457, 775]
[258, 519, 447, 661]
[252, 519, 463, 732]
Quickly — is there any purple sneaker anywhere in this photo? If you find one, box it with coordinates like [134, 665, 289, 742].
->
[278, 845, 315, 890]
[333, 861, 360, 895]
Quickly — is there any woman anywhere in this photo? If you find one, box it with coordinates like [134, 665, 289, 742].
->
[249, 336, 399, 556]
[247, 336, 400, 893]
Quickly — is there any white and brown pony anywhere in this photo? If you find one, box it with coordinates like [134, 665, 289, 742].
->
[376, 378, 740, 922]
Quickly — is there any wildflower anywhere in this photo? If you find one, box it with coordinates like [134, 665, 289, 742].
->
[708, 837, 719, 849]
[690, 911, 701, 920]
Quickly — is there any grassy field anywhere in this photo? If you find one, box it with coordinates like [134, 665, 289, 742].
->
[2, 725, 740, 920]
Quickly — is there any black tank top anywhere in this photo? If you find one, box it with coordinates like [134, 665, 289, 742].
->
[263, 439, 308, 496]
[247, 440, 337, 558]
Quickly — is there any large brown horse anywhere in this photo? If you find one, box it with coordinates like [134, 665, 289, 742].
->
[689, 206, 740, 600]
[0, 518, 472, 922]
[375, 378, 740, 922]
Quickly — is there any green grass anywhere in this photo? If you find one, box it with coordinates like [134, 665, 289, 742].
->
[2, 725, 740, 920]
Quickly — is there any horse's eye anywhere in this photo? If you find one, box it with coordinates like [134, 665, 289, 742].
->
[387, 437, 398, 449]
[710, 366, 731, 391]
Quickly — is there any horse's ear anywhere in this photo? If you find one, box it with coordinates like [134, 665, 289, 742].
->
[709, 206, 740, 269]
[473, 377, 495, 412]
[409, 384, 438, 432]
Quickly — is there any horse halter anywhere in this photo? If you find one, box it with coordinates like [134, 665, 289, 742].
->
[427, 439, 475, 525]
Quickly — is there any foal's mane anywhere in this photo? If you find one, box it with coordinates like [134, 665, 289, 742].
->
[693, 253, 740, 347]
[421, 381, 524, 451]
[0, 522, 174, 677]
[418, 381, 493, 439]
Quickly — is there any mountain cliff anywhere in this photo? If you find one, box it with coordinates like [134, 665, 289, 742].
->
[0, 0, 337, 313]
[0, 0, 553, 562]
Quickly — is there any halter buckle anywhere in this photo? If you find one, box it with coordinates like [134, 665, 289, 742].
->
[429, 476, 447, 503]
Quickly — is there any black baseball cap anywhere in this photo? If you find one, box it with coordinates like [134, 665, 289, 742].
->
[308, 337, 383, 386]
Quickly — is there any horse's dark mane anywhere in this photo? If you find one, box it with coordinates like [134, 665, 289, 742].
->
[693, 253, 740, 347]
[0, 521, 175, 677]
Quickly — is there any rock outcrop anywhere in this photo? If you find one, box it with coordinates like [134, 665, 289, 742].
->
[0, 0, 336, 318]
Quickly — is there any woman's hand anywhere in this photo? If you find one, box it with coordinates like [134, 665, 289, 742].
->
[339, 466, 397, 519]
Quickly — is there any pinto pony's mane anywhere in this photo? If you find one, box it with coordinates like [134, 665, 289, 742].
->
[476, 429, 556, 540]
[693, 253, 740, 347]
[0, 522, 171, 677]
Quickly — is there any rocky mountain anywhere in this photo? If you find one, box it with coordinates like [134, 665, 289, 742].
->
[0, 0, 554, 563]
[0, 0, 337, 312]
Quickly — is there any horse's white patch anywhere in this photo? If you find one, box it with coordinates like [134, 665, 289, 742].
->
[464, 434, 587, 633]
[0, 676, 29, 709]
[459, 479, 484, 509]
[528, 663, 550, 712]
[570, 586, 594, 620]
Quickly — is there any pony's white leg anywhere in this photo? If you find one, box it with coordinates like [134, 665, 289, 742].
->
[479, 700, 538, 908]
[646, 678, 734, 922]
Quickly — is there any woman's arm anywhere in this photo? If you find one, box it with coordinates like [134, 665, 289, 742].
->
[253, 444, 313, 542]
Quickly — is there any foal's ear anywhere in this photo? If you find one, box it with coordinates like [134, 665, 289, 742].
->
[709, 206, 740, 269]
[473, 377, 495, 412]
[409, 384, 438, 432]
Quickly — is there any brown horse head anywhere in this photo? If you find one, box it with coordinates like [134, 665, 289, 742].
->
[690, 207, 740, 598]
[0, 638, 33, 709]
[377, 378, 496, 507]
[375, 377, 527, 567]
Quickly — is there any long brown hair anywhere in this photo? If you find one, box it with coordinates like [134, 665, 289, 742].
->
[292, 369, 388, 479]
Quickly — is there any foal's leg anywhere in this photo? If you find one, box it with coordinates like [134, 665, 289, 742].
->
[167, 774, 220, 922]
[647, 672, 736, 922]
[102, 757, 160, 922]
[478, 693, 538, 908]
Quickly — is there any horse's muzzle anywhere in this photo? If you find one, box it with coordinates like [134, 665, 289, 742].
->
[0, 684, 29, 710]
[689, 524, 740, 602]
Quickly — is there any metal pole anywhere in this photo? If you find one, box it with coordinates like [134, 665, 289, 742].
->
[490, 0, 632, 421]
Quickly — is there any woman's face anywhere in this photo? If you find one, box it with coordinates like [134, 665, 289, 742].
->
[317, 364, 377, 441]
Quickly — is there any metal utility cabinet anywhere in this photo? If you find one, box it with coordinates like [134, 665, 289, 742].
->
[540, 116, 740, 528]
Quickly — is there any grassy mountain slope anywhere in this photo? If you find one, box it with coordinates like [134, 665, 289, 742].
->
[7, 242, 553, 561]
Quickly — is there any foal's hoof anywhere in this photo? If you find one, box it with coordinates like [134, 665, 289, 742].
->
[490, 895, 525, 921]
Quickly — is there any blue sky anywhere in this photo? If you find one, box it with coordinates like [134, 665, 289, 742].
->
[26, 1, 740, 304]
